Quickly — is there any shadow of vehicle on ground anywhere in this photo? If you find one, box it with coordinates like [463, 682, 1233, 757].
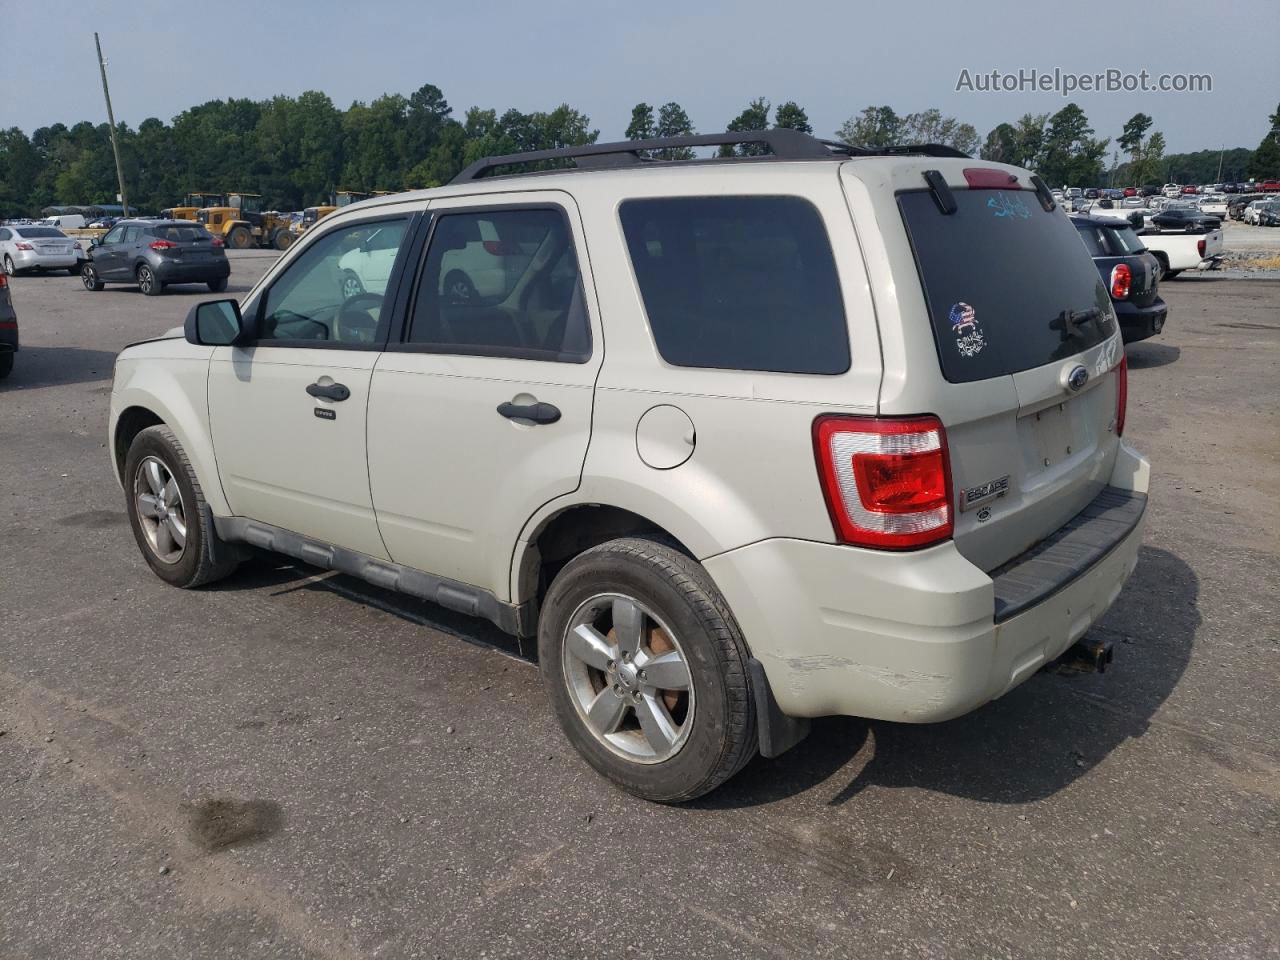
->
[1126, 342, 1181, 368]
[201, 544, 1197, 811]
[0, 346, 119, 389]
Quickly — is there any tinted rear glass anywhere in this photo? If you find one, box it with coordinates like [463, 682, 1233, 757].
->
[620, 196, 849, 374]
[16, 227, 64, 238]
[899, 189, 1114, 383]
[152, 225, 211, 243]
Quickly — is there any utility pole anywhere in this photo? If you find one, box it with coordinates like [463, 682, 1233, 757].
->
[1217, 145, 1224, 182]
[94, 32, 129, 217]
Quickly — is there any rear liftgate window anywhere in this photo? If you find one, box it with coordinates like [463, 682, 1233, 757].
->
[620, 196, 850, 374]
[899, 188, 1115, 383]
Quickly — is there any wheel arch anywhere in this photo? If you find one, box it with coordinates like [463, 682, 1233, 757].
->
[512, 501, 697, 608]
[110, 367, 230, 515]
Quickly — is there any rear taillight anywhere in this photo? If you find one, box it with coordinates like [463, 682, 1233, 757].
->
[1197, 238, 1206, 257]
[15, 242, 33, 251]
[1110, 263, 1132, 299]
[211, 236, 224, 248]
[1115, 355, 1128, 437]
[963, 167, 1019, 189]
[149, 240, 177, 251]
[813, 415, 953, 550]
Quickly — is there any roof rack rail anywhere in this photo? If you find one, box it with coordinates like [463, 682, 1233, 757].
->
[450, 130, 970, 184]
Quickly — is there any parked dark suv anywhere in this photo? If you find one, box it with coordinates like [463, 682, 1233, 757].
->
[82, 219, 230, 296]
[1071, 215, 1167, 344]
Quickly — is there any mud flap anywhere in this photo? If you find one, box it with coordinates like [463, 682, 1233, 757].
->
[748, 657, 811, 759]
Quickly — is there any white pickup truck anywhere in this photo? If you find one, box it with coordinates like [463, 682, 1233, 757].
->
[1078, 206, 1223, 278]
[1139, 226, 1225, 278]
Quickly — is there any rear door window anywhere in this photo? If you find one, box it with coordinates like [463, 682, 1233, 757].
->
[153, 225, 211, 243]
[899, 188, 1114, 383]
[619, 196, 849, 374]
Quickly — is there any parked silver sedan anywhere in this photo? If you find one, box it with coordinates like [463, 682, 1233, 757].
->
[0, 225, 82, 275]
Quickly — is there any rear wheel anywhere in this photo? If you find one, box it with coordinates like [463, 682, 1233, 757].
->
[0, 352, 12, 379]
[227, 227, 252, 250]
[1163, 269, 1182, 280]
[207, 277, 228, 293]
[137, 264, 161, 296]
[67, 265, 81, 276]
[273, 230, 294, 251]
[123, 425, 240, 588]
[81, 263, 105, 291]
[538, 538, 757, 803]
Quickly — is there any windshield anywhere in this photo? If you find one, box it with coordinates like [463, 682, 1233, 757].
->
[899, 187, 1114, 384]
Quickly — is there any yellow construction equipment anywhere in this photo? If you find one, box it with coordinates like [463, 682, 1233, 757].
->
[160, 192, 226, 221]
[196, 193, 295, 250]
[291, 190, 381, 237]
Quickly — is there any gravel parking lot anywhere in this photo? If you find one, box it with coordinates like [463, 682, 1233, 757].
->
[1, 253, 1277, 959]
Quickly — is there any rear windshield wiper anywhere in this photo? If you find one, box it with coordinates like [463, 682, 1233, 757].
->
[1051, 307, 1101, 341]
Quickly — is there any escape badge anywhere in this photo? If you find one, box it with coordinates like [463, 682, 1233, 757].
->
[949, 301, 986, 358]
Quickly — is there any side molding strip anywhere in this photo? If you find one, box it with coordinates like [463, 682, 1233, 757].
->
[213, 516, 536, 637]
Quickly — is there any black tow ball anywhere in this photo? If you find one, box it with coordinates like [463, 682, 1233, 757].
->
[1052, 637, 1115, 675]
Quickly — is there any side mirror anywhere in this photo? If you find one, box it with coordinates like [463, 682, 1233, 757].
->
[89, 237, 100, 248]
[185, 299, 246, 346]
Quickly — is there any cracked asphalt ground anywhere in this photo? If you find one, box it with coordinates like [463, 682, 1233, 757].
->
[1, 256, 1277, 959]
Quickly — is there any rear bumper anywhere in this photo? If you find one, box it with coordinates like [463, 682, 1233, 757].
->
[152, 258, 230, 283]
[704, 442, 1150, 723]
[11, 250, 77, 270]
[1114, 297, 1168, 343]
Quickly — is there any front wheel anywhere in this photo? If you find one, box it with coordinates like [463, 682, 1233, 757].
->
[0, 352, 12, 379]
[227, 227, 252, 250]
[538, 538, 758, 803]
[207, 277, 228, 293]
[137, 264, 161, 296]
[273, 230, 294, 251]
[3, 255, 16, 276]
[123, 425, 240, 588]
[81, 263, 105, 291]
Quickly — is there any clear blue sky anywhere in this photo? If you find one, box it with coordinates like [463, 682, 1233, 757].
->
[3, 0, 1276, 153]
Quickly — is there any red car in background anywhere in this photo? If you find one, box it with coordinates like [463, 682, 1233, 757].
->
[1123, 186, 1138, 197]
[1262, 180, 1280, 193]
[1181, 185, 1200, 195]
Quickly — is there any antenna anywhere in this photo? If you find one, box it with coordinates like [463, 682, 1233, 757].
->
[94, 32, 130, 218]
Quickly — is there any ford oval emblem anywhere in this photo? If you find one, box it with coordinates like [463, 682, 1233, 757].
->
[1066, 365, 1089, 392]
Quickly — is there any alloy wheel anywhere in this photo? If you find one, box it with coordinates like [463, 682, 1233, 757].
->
[138, 266, 154, 293]
[561, 593, 695, 764]
[133, 456, 187, 564]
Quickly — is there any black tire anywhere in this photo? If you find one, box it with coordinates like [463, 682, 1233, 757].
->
[0, 352, 12, 379]
[3, 255, 16, 276]
[123, 424, 240, 588]
[81, 263, 105, 291]
[227, 227, 252, 250]
[207, 277, 228, 293]
[67, 265, 81, 276]
[137, 263, 162, 296]
[273, 229, 294, 251]
[538, 538, 757, 803]
[1151, 253, 1170, 281]
[1163, 269, 1182, 280]
[442, 270, 477, 303]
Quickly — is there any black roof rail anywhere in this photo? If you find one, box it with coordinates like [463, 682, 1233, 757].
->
[449, 130, 971, 184]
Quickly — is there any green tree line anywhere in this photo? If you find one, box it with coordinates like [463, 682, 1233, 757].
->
[1, 85, 1273, 218]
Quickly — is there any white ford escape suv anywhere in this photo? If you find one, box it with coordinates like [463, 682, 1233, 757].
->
[109, 129, 1149, 802]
